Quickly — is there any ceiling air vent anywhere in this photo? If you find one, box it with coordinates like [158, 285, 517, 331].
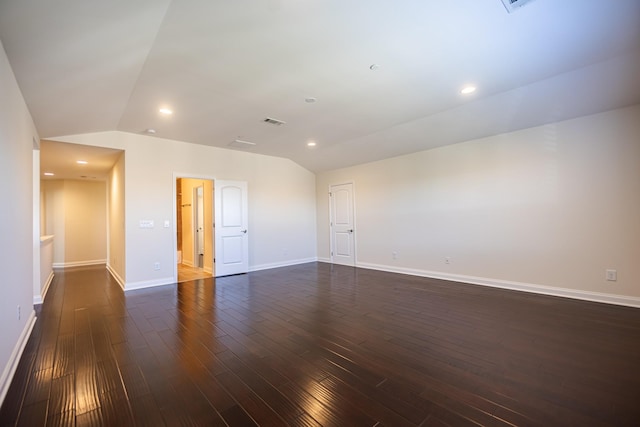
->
[263, 117, 286, 126]
[501, 0, 535, 13]
[228, 139, 256, 149]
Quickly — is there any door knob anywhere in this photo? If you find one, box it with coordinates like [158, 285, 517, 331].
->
[348, 229, 354, 233]
[241, 229, 247, 234]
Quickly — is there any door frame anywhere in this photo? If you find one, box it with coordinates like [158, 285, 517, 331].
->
[328, 181, 357, 266]
[172, 173, 216, 283]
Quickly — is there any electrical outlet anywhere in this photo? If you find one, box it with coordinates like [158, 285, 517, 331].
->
[606, 269, 617, 282]
[154, 262, 160, 271]
[445, 257, 451, 264]
[392, 251, 398, 260]
[139, 220, 154, 229]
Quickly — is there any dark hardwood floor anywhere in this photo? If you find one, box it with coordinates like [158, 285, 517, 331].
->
[1, 263, 639, 426]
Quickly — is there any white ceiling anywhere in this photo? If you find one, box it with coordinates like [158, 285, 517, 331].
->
[40, 140, 122, 181]
[2, 0, 640, 173]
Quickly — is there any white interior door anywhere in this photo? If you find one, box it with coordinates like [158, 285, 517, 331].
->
[214, 180, 249, 276]
[330, 183, 355, 266]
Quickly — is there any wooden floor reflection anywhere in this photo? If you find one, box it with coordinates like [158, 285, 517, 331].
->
[178, 263, 212, 283]
[1, 263, 640, 426]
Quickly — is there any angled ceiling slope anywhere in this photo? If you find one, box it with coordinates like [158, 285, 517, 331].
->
[1, 0, 639, 172]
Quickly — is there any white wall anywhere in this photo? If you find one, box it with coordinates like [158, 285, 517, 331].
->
[107, 153, 126, 287]
[52, 131, 318, 289]
[42, 180, 107, 267]
[317, 105, 640, 306]
[0, 39, 38, 404]
[43, 180, 65, 264]
[65, 180, 107, 265]
[37, 236, 54, 304]
[32, 149, 41, 305]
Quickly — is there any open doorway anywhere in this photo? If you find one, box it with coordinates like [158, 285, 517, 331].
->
[176, 177, 214, 282]
[39, 140, 125, 290]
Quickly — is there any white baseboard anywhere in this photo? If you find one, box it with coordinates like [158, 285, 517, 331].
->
[106, 264, 126, 290]
[352, 261, 640, 309]
[33, 271, 54, 305]
[122, 259, 318, 292]
[203, 267, 213, 275]
[52, 259, 106, 269]
[317, 257, 331, 263]
[249, 257, 318, 273]
[0, 310, 36, 407]
[125, 277, 175, 292]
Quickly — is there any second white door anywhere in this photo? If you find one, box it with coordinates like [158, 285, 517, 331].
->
[330, 182, 355, 266]
[214, 180, 249, 276]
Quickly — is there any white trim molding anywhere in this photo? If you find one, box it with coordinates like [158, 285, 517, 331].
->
[106, 264, 126, 290]
[249, 257, 318, 273]
[348, 261, 640, 309]
[52, 259, 106, 269]
[0, 310, 36, 407]
[33, 271, 54, 305]
[125, 277, 175, 292]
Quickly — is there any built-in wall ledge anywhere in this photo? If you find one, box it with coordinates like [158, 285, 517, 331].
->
[38, 235, 55, 305]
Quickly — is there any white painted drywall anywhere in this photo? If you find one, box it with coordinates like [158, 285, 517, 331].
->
[32, 149, 41, 304]
[64, 180, 107, 265]
[0, 39, 38, 404]
[107, 153, 126, 286]
[317, 105, 640, 303]
[51, 131, 318, 288]
[43, 180, 65, 264]
[42, 180, 107, 267]
[38, 236, 54, 303]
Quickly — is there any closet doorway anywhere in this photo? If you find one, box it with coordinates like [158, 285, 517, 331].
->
[176, 177, 214, 282]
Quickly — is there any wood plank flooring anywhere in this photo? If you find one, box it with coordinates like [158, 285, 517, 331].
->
[1, 262, 639, 426]
[178, 263, 212, 283]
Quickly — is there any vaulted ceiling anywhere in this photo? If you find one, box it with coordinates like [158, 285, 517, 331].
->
[2, 0, 639, 172]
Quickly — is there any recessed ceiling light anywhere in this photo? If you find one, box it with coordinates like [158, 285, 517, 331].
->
[460, 85, 477, 95]
[159, 108, 173, 115]
[305, 97, 317, 103]
[307, 141, 317, 147]
[145, 128, 157, 134]
[76, 160, 88, 165]
[44, 172, 54, 176]
[369, 64, 380, 71]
